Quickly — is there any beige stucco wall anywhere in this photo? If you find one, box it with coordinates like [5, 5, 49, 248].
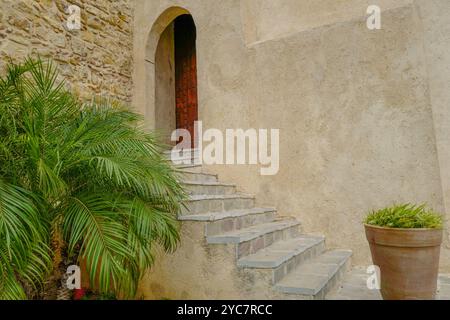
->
[138, 221, 294, 299]
[416, 0, 450, 256]
[132, 0, 450, 297]
[240, 0, 414, 45]
[155, 22, 176, 144]
[0, 0, 134, 103]
[240, 2, 447, 266]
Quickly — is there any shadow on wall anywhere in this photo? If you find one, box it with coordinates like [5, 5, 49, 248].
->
[239, 0, 413, 45]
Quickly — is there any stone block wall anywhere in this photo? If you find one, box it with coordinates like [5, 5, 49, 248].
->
[0, 0, 134, 103]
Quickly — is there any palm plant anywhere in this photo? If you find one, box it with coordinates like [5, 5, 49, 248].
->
[0, 58, 186, 299]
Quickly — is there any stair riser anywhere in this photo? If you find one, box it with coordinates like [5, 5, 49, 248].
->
[313, 257, 352, 300]
[182, 198, 255, 215]
[167, 156, 200, 164]
[164, 149, 200, 160]
[177, 165, 202, 173]
[181, 172, 218, 183]
[205, 211, 276, 236]
[276, 254, 352, 299]
[272, 241, 326, 284]
[237, 225, 300, 259]
[186, 184, 236, 196]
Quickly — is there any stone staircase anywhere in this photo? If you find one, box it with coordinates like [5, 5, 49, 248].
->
[165, 149, 353, 300]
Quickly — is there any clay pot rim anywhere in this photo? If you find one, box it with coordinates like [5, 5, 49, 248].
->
[365, 223, 443, 248]
[364, 223, 443, 232]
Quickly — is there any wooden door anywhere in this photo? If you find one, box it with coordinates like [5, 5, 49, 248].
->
[174, 15, 198, 147]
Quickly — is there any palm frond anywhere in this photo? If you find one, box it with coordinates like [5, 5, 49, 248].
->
[0, 57, 185, 299]
[63, 193, 134, 295]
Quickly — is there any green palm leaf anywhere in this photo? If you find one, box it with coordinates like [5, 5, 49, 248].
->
[0, 57, 185, 299]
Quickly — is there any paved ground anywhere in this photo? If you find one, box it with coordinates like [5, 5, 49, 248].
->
[327, 267, 450, 300]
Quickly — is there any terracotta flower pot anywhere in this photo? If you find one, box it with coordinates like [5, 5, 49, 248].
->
[365, 224, 442, 300]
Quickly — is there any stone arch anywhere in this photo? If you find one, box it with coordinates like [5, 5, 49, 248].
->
[145, 6, 190, 64]
[143, 6, 197, 142]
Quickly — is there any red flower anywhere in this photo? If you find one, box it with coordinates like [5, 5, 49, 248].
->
[73, 288, 86, 300]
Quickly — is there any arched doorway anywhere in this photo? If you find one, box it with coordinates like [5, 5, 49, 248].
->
[154, 12, 198, 147]
[174, 15, 198, 147]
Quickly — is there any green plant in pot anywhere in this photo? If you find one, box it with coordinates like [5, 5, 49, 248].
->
[364, 204, 443, 300]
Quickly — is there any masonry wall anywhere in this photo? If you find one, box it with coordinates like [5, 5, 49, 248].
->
[133, 1, 450, 296]
[0, 0, 134, 103]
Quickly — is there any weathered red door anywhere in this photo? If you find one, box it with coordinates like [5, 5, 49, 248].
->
[174, 15, 198, 147]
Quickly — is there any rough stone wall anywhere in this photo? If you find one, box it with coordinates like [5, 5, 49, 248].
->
[0, 0, 134, 103]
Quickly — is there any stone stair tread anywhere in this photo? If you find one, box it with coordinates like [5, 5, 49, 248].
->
[163, 148, 199, 155]
[207, 218, 300, 244]
[182, 181, 235, 187]
[166, 153, 199, 159]
[174, 162, 201, 166]
[275, 249, 352, 296]
[187, 194, 254, 201]
[179, 207, 276, 221]
[175, 164, 203, 173]
[181, 170, 217, 177]
[325, 267, 382, 300]
[237, 235, 325, 268]
[180, 172, 218, 182]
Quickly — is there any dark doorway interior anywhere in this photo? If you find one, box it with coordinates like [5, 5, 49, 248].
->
[174, 14, 198, 147]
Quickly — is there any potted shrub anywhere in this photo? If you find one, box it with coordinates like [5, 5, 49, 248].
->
[364, 204, 443, 300]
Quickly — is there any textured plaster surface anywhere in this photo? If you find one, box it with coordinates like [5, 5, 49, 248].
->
[416, 0, 450, 257]
[155, 23, 176, 144]
[131, 0, 450, 298]
[240, 0, 413, 45]
[137, 221, 283, 299]
[0, 0, 134, 103]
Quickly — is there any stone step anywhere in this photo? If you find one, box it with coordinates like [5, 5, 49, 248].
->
[325, 267, 382, 300]
[275, 249, 352, 299]
[164, 148, 200, 157]
[183, 181, 236, 195]
[207, 218, 301, 259]
[182, 194, 255, 215]
[164, 149, 200, 166]
[163, 149, 200, 166]
[436, 275, 450, 300]
[179, 207, 277, 236]
[167, 154, 200, 164]
[180, 171, 218, 183]
[176, 163, 202, 173]
[238, 235, 326, 283]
